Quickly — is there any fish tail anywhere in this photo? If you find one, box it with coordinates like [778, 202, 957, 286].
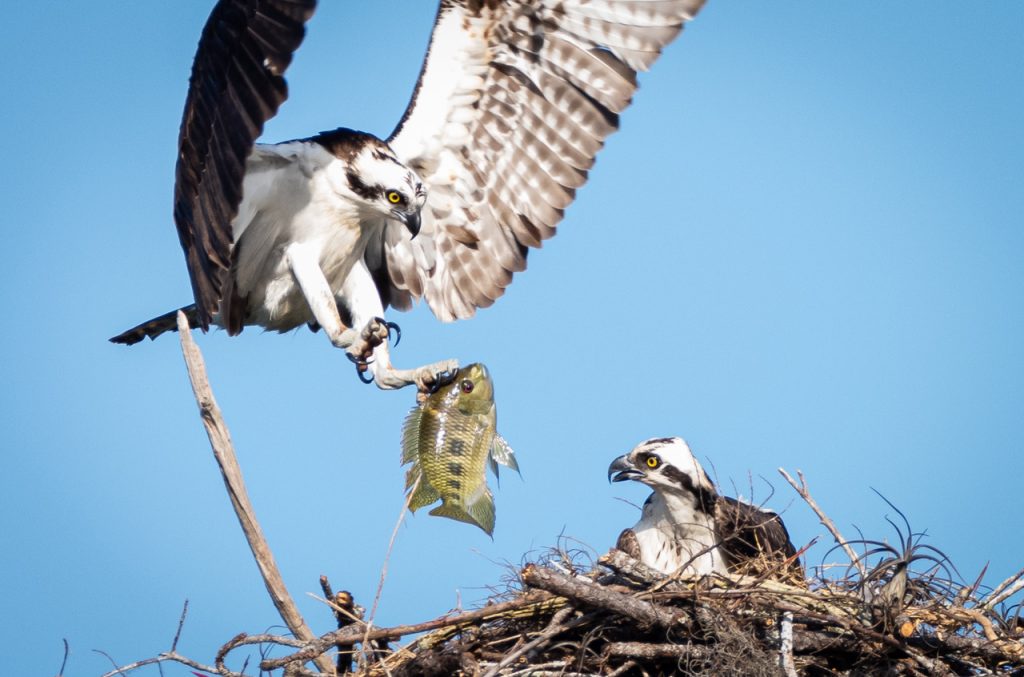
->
[430, 497, 495, 537]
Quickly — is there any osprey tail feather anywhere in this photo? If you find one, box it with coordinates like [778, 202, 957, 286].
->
[109, 305, 200, 345]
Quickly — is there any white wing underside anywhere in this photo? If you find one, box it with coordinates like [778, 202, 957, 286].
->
[370, 0, 706, 321]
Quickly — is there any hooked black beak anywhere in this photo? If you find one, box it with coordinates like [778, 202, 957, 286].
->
[393, 208, 421, 238]
[608, 454, 642, 483]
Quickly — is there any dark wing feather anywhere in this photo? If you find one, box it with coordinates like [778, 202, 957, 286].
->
[376, 0, 707, 321]
[716, 496, 801, 576]
[615, 528, 642, 560]
[173, 0, 316, 329]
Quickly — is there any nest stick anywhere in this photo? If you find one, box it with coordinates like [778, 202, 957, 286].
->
[176, 312, 334, 675]
[261, 591, 556, 671]
[779, 468, 866, 578]
[481, 607, 583, 677]
[981, 565, 1024, 611]
[521, 564, 681, 630]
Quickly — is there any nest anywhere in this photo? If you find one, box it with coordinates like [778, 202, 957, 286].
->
[97, 540, 1024, 677]
[273, 544, 1022, 677]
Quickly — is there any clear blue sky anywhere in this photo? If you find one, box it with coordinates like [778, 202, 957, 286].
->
[2, 2, 1021, 675]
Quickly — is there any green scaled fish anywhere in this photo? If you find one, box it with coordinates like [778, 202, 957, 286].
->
[401, 363, 518, 536]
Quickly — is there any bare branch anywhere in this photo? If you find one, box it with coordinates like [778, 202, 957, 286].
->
[981, 565, 1024, 611]
[97, 651, 220, 677]
[261, 592, 558, 671]
[170, 600, 189, 653]
[521, 564, 683, 630]
[779, 468, 865, 577]
[176, 312, 333, 675]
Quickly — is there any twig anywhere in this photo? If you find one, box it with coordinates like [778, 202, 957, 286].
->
[176, 312, 333, 675]
[779, 468, 866, 577]
[96, 651, 220, 677]
[606, 660, 639, 677]
[261, 591, 557, 671]
[482, 606, 581, 677]
[170, 600, 188, 652]
[981, 565, 1024, 611]
[356, 475, 420, 674]
[366, 476, 420, 629]
[56, 638, 69, 677]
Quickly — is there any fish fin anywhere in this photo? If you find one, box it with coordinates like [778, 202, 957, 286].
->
[406, 470, 441, 513]
[429, 494, 495, 537]
[490, 434, 520, 475]
[400, 405, 424, 465]
[489, 454, 500, 486]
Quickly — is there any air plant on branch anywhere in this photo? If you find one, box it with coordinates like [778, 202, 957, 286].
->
[832, 490, 960, 633]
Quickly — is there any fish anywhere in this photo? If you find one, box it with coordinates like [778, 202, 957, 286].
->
[401, 363, 519, 535]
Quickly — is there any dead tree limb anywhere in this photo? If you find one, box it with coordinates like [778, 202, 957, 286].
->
[779, 468, 866, 577]
[176, 312, 333, 675]
[521, 564, 684, 630]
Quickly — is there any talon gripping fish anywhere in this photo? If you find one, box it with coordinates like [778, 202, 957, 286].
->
[401, 363, 518, 535]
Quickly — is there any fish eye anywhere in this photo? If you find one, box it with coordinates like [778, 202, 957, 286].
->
[460, 379, 474, 394]
[646, 455, 660, 469]
[387, 190, 402, 204]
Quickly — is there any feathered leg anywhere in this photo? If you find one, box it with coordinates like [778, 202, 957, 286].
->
[339, 262, 457, 392]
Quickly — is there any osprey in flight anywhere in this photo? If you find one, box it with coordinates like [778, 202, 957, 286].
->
[110, 0, 706, 390]
[608, 437, 800, 578]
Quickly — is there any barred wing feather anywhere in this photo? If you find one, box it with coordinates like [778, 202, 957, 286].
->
[374, 0, 707, 321]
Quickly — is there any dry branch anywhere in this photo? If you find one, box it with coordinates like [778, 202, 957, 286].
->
[261, 591, 559, 671]
[521, 563, 682, 630]
[176, 312, 333, 675]
[779, 468, 865, 577]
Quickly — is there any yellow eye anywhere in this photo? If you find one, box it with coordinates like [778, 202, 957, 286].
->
[387, 191, 402, 204]
[646, 456, 660, 469]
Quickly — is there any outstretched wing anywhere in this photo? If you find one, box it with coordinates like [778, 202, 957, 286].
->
[174, 0, 316, 329]
[371, 0, 706, 321]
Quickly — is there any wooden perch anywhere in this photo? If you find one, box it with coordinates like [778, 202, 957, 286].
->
[176, 312, 334, 675]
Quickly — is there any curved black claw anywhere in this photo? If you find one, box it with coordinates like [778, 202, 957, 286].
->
[385, 321, 402, 347]
[346, 352, 375, 384]
[345, 352, 373, 366]
[427, 367, 460, 394]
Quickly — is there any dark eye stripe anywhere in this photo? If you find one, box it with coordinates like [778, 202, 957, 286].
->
[662, 465, 718, 513]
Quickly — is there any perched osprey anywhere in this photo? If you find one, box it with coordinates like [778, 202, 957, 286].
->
[608, 437, 800, 578]
[110, 0, 707, 390]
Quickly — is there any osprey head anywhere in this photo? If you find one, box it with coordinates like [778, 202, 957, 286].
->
[608, 437, 719, 511]
[319, 128, 426, 236]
